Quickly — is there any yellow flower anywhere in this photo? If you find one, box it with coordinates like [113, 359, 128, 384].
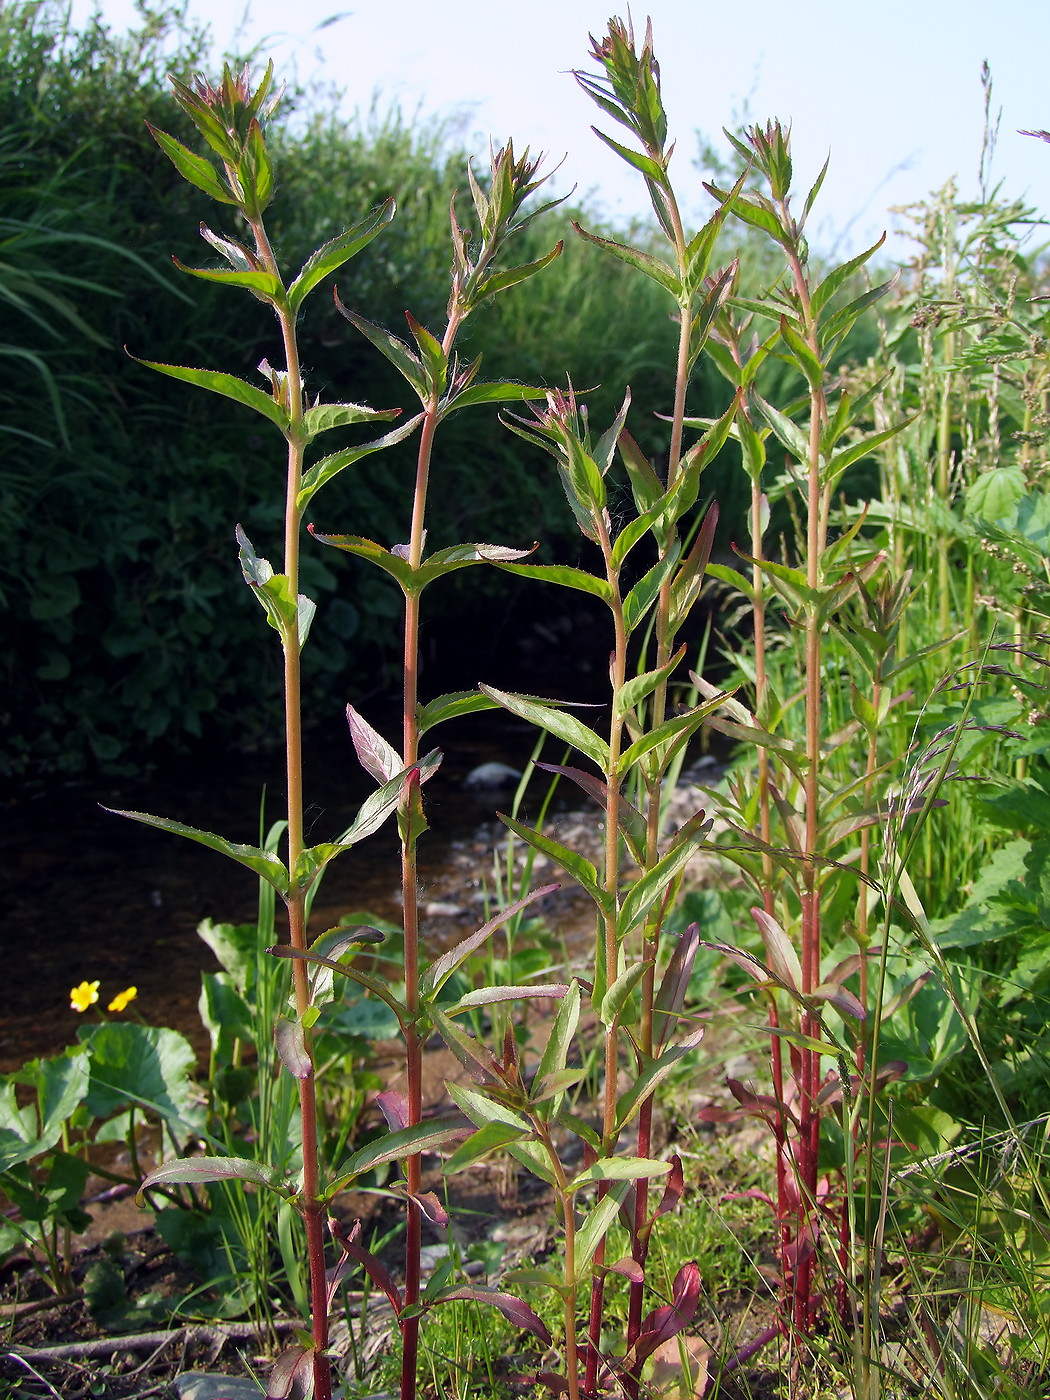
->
[107, 986, 138, 1013]
[70, 980, 100, 1013]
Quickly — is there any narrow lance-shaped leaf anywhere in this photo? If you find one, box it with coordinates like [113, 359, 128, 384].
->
[105, 807, 288, 893]
[482, 685, 611, 771]
[422, 883, 561, 998]
[333, 294, 427, 401]
[288, 198, 396, 313]
[298, 412, 423, 510]
[131, 357, 291, 434]
[146, 124, 236, 204]
[572, 221, 680, 297]
[141, 1155, 288, 1194]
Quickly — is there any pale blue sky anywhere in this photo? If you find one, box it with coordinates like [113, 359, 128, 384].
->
[75, 0, 1050, 258]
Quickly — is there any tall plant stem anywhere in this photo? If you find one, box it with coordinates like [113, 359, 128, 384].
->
[584, 516, 628, 1398]
[252, 208, 333, 1400]
[625, 243, 692, 1389]
[783, 224, 827, 1338]
[399, 313, 461, 1400]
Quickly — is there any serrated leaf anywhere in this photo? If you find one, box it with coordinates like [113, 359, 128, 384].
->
[616, 646, 687, 719]
[572, 222, 680, 297]
[417, 690, 500, 735]
[301, 401, 400, 438]
[469, 240, 564, 305]
[133, 358, 290, 433]
[105, 807, 289, 892]
[751, 390, 809, 465]
[172, 259, 285, 302]
[481, 686, 610, 771]
[333, 297, 427, 400]
[443, 378, 551, 413]
[288, 199, 396, 312]
[494, 561, 613, 602]
[142, 1155, 286, 1193]
[147, 125, 235, 203]
[810, 234, 887, 317]
[297, 413, 423, 509]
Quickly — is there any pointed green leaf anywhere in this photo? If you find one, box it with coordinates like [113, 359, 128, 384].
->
[422, 884, 560, 998]
[442, 1120, 531, 1175]
[810, 234, 887, 317]
[751, 390, 809, 464]
[301, 401, 401, 439]
[498, 814, 610, 913]
[443, 379, 552, 413]
[587, 128, 668, 188]
[481, 686, 610, 771]
[570, 1155, 670, 1193]
[574, 1179, 633, 1278]
[417, 690, 500, 735]
[147, 125, 235, 203]
[616, 826, 709, 938]
[106, 808, 288, 892]
[288, 199, 396, 313]
[779, 315, 825, 392]
[616, 646, 687, 719]
[133, 358, 290, 433]
[597, 960, 652, 1029]
[142, 1155, 286, 1193]
[470, 241, 564, 304]
[333, 297, 427, 400]
[614, 1028, 705, 1130]
[572, 222, 680, 297]
[493, 561, 612, 601]
[172, 259, 285, 302]
[332, 1117, 468, 1188]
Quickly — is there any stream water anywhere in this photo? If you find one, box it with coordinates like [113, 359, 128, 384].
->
[0, 708, 557, 1073]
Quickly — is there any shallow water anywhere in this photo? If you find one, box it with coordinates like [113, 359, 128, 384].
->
[0, 708, 554, 1072]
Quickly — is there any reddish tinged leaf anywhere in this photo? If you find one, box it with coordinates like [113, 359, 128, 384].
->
[751, 908, 801, 990]
[653, 1153, 685, 1221]
[422, 883, 560, 997]
[606, 1255, 645, 1283]
[437, 1288, 552, 1345]
[411, 1190, 448, 1226]
[273, 1016, 312, 1079]
[265, 1342, 312, 1399]
[328, 1215, 403, 1314]
[346, 704, 402, 782]
[812, 981, 866, 1020]
[627, 1261, 702, 1369]
[376, 1090, 409, 1132]
[530, 1374, 572, 1396]
[653, 924, 700, 1052]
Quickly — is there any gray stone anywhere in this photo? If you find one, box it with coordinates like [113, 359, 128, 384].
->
[175, 1374, 264, 1400]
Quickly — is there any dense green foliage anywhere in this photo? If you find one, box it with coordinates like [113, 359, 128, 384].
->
[1, 2, 736, 778]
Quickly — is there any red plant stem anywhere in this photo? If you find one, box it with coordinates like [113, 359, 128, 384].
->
[253, 205, 334, 1400]
[781, 222, 826, 1339]
[624, 235, 693, 1392]
[398, 313, 461, 1400]
[584, 516, 628, 1400]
